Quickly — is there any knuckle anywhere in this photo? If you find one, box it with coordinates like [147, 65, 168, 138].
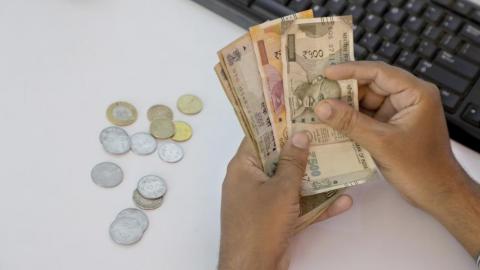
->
[278, 154, 307, 175]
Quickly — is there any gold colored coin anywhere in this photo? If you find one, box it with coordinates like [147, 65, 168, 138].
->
[171, 121, 193, 142]
[147, 104, 173, 121]
[150, 119, 175, 139]
[177, 94, 203, 115]
[106, 101, 138, 126]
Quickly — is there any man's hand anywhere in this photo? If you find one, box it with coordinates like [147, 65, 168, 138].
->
[219, 133, 352, 270]
[315, 61, 480, 256]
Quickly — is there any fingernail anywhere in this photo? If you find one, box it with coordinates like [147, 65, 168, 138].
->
[292, 132, 309, 149]
[315, 102, 332, 121]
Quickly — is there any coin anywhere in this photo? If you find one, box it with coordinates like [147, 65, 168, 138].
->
[150, 119, 175, 139]
[116, 208, 149, 232]
[137, 175, 167, 199]
[177, 94, 203, 115]
[109, 217, 144, 245]
[171, 121, 193, 142]
[106, 101, 138, 126]
[158, 142, 184, 163]
[147, 104, 173, 121]
[91, 162, 123, 188]
[132, 189, 164, 210]
[99, 126, 131, 154]
[130, 132, 157, 156]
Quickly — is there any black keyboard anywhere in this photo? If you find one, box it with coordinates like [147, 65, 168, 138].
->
[193, 0, 480, 153]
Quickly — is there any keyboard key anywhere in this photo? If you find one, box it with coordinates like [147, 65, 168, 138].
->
[252, 0, 294, 18]
[360, 32, 382, 52]
[367, 53, 389, 62]
[398, 32, 418, 49]
[471, 10, 480, 25]
[417, 40, 438, 59]
[396, 50, 420, 69]
[422, 25, 443, 42]
[404, 16, 425, 33]
[459, 43, 480, 65]
[424, 6, 444, 23]
[384, 7, 407, 24]
[379, 23, 401, 41]
[367, 0, 389, 15]
[415, 60, 470, 94]
[440, 89, 460, 112]
[326, 0, 347, 14]
[431, 0, 453, 7]
[362, 14, 383, 32]
[442, 14, 463, 33]
[452, 1, 472, 16]
[377, 41, 401, 59]
[404, 0, 426, 15]
[462, 104, 480, 127]
[460, 24, 480, 45]
[434, 50, 479, 79]
[288, 0, 312, 12]
[312, 4, 329, 17]
[354, 44, 368, 60]
[388, 0, 406, 6]
[439, 34, 461, 52]
[344, 5, 365, 24]
[353, 25, 365, 42]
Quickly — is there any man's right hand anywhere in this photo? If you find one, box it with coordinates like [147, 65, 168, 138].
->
[315, 61, 480, 257]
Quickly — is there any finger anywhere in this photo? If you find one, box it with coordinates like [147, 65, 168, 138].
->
[272, 132, 310, 189]
[314, 195, 353, 223]
[315, 99, 390, 153]
[374, 97, 398, 122]
[359, 85, 386, 111]
[325, 61, 422, 96]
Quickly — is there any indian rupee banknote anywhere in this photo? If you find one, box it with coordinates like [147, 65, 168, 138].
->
[281, 16, 378, 195]
[249, 10, 313, 149]
[218, 34, 279, 176]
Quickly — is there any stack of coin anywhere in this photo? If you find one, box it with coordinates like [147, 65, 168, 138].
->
[109, 208, 149, 245]
[133, 175, 167, 210]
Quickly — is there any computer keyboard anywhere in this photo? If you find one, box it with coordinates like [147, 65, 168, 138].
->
[193, 0, 480, 153]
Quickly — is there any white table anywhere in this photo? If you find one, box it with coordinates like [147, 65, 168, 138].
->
[0, 1, 479, 269]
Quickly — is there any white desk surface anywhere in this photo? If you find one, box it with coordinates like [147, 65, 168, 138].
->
[0, 1, 479, 269]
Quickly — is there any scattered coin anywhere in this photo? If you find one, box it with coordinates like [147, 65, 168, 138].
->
[133, 189, 164, 210]
[150, 119, 175, 139]
[130, 132, 157, 156]
[106, 101, 138, 126]
[147, 104, 173, 121]
[109, 217, 144, 245]
[137, 175, 167, 199]
[116, 208, 149, 232]
[91, 162, 124, 188]
[177, 94, 203, 115]
[171, 121, 193, 142]
[99, 126, 131, 155]
[158, 142, 184, 163]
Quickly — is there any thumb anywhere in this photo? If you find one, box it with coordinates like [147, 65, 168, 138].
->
[315, 99, 388, 152]
[272, 132, 310, 187]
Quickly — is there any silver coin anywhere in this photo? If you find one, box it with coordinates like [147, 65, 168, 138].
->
[116, 208, 149, 232]
[130, 132, 157, 156]
[99, 126, 131, 155]
[109, 217, 144, 245]
[137, 175, 167, 199]
[132, 189, 164, 210]
[157, 142, 184, 163]
[91, 162, 123, 188]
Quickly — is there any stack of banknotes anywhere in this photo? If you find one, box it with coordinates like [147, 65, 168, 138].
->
[214, 11, 378, 232]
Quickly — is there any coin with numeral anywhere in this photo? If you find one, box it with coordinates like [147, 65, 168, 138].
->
[106, 101, 138, 126]
[137, 175, 167, 199]
[99, 126, 131, 155]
